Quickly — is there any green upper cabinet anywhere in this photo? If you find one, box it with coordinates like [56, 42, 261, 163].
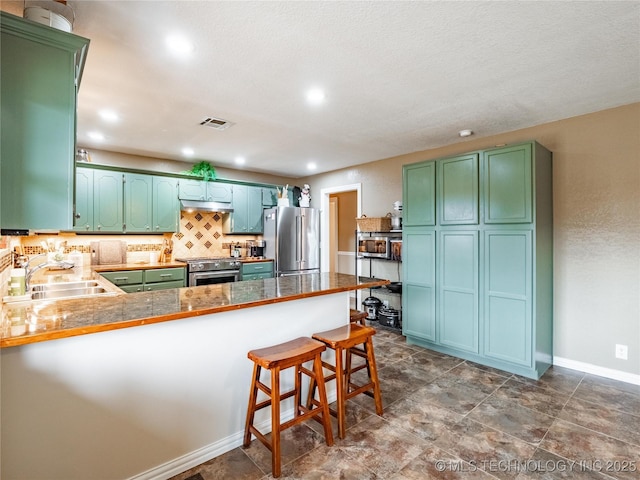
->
[262, 187, 278, 207]
[94, 170, 123, 232]
[74, 167, 178, 233]
[0, 12, 89, 232]
[483, 143, 532, 224]
[74, 167, 94, 232]
[223, 184, 264, 234]
[124, 173, 153, 232]
[152, 176, 179, 232]
[178, 179, 232, 203]
[438, 153, 479, 225]
[403, 161, 435, 227]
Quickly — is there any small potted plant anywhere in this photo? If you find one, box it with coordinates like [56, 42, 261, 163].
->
[182, 161, 217, 181]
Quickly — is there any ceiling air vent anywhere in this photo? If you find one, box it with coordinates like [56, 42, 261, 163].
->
[199, 116, 234, 131]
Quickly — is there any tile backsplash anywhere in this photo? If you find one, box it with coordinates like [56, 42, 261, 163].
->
[3, 210, 260, 273]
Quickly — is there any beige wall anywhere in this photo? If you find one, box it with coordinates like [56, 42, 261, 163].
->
[304, 103, 640, 377]
[80, 148, 298, 187]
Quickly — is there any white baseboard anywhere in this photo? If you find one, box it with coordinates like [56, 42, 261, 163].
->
[553, 356, 640, 385]
[130, 391, 339, 480]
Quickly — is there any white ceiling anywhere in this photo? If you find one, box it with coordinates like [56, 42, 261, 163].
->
[4, 1, 640, 177]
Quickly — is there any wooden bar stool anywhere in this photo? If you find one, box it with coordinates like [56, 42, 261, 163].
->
[349, 309, 368, 325]
[244, 337, 333, 478]
[308, 323, 383, 439]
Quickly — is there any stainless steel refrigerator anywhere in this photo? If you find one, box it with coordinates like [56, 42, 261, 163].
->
[263, 206, 320, 276]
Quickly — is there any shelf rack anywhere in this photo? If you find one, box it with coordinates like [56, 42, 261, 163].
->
[354, 230, 402, 329]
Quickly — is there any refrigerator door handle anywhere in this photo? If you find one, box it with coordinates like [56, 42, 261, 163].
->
[296, 215, 301, 264]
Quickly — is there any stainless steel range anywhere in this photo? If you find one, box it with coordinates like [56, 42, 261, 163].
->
[176, 257, 242, 287]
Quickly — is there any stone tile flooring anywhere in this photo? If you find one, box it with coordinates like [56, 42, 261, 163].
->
[170, 325, 640, 480]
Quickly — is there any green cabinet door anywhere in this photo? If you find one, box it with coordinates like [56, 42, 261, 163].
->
[484, 230, 532, 366]
[230, 184, 249, 233]
[262, 187, 278, 206]
[0, 12, 89, 232]
[402, 228, 436, 341]
[178, 179, 206, 200]
[124, 173, 152, 232]
[438, 231, 479, 353]
[438, 153, 478, 225]
[178, 179, 232, 203]
[247, 186, 264, 233]
[483, 143, 533, 223]
[224, 184, 264, 234]
[94, 170, 123, 232]
[74, 167, 94, 232]
[403, 161, 435, 227]
[153, 176, 179, 232]
[206, 182, 232, 202]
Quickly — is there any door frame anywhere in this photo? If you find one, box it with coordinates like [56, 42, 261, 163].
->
[320, 183, 362, 272]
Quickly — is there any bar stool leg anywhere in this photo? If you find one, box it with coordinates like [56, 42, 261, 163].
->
[271, 367, 281, 477]
[243, 363, 261, 447]
[334, 345, 347, 439]
[313, 354, 334, 446]
[364, 337, 384, 415]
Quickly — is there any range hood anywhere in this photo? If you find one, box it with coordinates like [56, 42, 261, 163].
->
[180, 199, 234, 213]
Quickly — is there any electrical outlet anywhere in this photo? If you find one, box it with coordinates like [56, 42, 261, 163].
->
[615, 344, 628, 360]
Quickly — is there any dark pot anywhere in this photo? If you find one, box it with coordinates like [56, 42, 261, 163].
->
[386, 282, 402, 293]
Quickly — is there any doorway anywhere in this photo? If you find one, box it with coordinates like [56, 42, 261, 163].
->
[320, 183, 361, 274]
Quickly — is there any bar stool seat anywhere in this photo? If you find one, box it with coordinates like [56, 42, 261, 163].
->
[244, 337, 333, 478]
[308, 323, 383, 439]
[349, 309, 368, 325]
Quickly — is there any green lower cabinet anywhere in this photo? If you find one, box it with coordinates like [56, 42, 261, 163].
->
[402, 229, 436, 341]
[241, 261, 274, 281]
[438, 231, 478, 353]
[101, 267, 185, 292]
[483, 230, 532, 366]
[100, 270, 143, 286]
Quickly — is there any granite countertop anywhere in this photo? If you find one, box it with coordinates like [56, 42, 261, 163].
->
[1, 273, 388, 348]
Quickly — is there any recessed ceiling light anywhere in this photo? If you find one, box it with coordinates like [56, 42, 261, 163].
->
[182, 147, 194, 157]
[307, 162, 317, 171]
[87, 131, 104, 141]
[234, 156, 246, 165]
[98, 109, 119, 122]
[459, 129, 473, 137]
[166, 34, 194, 56]
[306, 88, 326, 106]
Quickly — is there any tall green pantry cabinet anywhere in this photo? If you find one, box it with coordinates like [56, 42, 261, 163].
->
[0, 12, 89, 232]
[402, 141, 553, 379]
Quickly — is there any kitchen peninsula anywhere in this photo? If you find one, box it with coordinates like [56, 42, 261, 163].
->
[1, 273, 388, 480]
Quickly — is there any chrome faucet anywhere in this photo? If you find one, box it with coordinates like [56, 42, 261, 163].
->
[24, 254, 49, 292]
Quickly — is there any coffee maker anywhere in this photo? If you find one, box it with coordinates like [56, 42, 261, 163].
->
[248, 240, 266, 258]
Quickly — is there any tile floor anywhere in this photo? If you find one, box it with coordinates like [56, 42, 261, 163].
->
[170, 325, 640, 480]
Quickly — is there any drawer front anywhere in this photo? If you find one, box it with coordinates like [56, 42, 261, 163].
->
[119, 284, 144, 293]
[101, 270, 144, 285]
[241, 261, 273, 276]
[144, 279, 185, 291]
[242, 272, 273, 281]
[144, 267, 185, 284]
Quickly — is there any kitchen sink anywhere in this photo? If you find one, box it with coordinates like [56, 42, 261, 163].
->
[31, 281, 100, 291]
[31, 287, 110, 300]
[28, 281, 116, 301]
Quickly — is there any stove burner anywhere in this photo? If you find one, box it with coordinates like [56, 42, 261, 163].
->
[175, 257, 241, 272]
